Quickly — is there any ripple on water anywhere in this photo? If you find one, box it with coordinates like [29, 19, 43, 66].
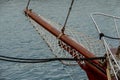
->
[1, 0, 120, 80]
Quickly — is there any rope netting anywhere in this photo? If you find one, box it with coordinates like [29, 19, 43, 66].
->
[27, 15, 91, 80]
[28, 14, 106, 65]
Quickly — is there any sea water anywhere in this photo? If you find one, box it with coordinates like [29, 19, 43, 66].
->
[0, 0, 120, 80]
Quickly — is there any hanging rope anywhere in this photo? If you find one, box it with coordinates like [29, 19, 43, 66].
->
[61, 0, 75, 34]
[0, 55, 105, 63]
[26, 0, 31, 9]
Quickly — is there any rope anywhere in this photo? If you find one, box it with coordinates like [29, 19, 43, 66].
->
[91, 13, 120, 69]
[0, 55, 105, 63]
[99, 33, 120, 40]
[91, 12, 120, 80]
[61, 0, 75, 34]
[103, 40, 119, 80]
[114, 19, 120, 42]
[26, 0, 31, 9]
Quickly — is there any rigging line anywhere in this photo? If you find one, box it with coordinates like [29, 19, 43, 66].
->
[26, 0, 31, 9]
[90, 13, 101, 33]
[114, 19, 120, 44]
[91, 12, 120, 40]
[91, 13, 120, 73]
[90, 13, 107, 55]
[104, 40, 120, 70]
[91, 12, 120, 19]
[99, 33, 120, 40]
[106, 53, 119, 80]
[103, 40, 119, 80]
[61, 0, 75, 34]
[0, 55, 106, 63]
[114, 19, 120, 38]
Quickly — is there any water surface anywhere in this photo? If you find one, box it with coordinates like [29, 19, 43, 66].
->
[0, 0, 120, 80]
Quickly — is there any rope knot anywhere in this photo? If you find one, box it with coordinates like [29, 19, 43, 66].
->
[99, 33, 104, 40]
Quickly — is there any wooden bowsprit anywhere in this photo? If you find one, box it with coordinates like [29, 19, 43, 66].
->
[27, 13, 105, 66]
[24, 9, 107, 80]
[28, 14, 78, 66]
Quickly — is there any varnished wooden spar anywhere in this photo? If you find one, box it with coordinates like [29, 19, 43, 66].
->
[24, 9, 107, 80]
[24, 9, 97, 63]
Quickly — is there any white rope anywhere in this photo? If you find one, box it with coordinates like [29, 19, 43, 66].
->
[91, 13, 120, 69]
[114, 19, 120, 44]
[102, 39, 117, 80]
[91, 12, 120, 19]
[103, 39, 119, 80]
[104, 39, 120, 69]
[91, 12, 120, 80]
[90, 13, 101, 33]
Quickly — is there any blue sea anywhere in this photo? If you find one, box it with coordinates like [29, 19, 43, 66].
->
[0, 0, 120, 80]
